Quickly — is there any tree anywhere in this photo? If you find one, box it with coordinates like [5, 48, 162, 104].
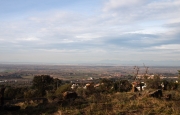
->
[32, 75, 54, 97]
[99, 78, 113, 93]
[162, 80, 169, 90]
[0, 86, 5, 106]
[55, 84, 72, 98]
[24, 89, 38, 98]
[178, 70, 180, 79]
[53, 78, 62, 90]
[146, 75, 161, 89]
[114, 80, 132, 92]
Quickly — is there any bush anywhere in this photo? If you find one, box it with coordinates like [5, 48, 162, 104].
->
[4, 87, 28, 99]
[32, 75, 54, 96]
[113, 80, 132, 92]
[24, 89, 39, 98]
[55, 83, 72, 97]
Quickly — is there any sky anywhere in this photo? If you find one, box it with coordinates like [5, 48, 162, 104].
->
[0, 0, 180, 66]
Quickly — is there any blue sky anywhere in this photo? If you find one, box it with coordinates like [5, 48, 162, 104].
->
[0, 0, 180, 66]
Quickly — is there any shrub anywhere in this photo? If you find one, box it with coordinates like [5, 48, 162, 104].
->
[113, 80, 132, 92]
[32, 75, 54, 96]
[55, 83, 72, 97]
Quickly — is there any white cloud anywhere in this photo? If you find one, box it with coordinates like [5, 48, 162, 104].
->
[75, 34, 101, 41]
[103, 0, 143, 11]
[16, 37, 40, 41]
[154, 44, 180, 50]
[0, 0, 180, 65]
[103, 0, 180, 23]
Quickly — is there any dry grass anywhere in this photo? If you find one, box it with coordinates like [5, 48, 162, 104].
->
[2, 90, 180, 115]
[56, 90, 180, 115]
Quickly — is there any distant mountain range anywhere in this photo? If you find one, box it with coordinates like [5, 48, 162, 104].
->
[0, 60, 180, 66]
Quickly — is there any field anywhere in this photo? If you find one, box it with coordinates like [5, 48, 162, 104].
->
[0, 64, 179, 81]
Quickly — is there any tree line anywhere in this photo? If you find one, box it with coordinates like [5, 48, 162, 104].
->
[0, 72, 179, 101]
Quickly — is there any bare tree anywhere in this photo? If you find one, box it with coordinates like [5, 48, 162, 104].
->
[133, 66, 139, 80]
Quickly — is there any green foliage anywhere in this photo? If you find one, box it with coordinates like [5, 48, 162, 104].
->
[24, 89, 39, 98]
[46, 91, 56, 101]
[178, 70, 180, 76]
[53, 78, 62, 90]
[113, 80, 132, 92]
[55, 83, 72, 97]
[32, 75, 54, 96]
[154, 74, 161, 80]
[146, 75, 161, 89]
[4, 87, 28, 99]
[178, 70, 180, 82]
[147, 78, 179, 91]
[100, 78, 113, 84]
[162, 80, 169, 90]
[76, 87, 86, 97]
[168, 80, 178, 90]
[90, 79, 132, 94]
[99, 78, 113, 93]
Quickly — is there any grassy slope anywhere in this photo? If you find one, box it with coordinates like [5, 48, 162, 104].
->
[1, 90, 180, 115]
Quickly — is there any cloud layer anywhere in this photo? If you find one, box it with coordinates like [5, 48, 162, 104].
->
[0, 0, 180, 65]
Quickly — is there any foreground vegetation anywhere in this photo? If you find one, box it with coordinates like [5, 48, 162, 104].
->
[1, 91, 180, 115]
[1, 73, 180, 115]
